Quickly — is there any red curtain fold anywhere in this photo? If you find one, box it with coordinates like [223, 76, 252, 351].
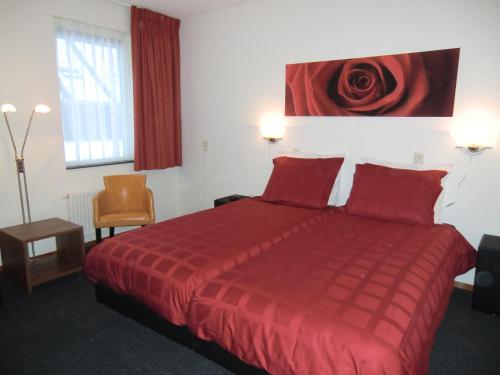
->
[131, 6, 182, 170]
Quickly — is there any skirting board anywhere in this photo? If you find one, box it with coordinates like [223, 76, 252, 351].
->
[453, 281, 474, 292]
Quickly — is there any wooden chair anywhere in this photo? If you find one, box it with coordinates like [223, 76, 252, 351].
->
[93, 174, 155, 244]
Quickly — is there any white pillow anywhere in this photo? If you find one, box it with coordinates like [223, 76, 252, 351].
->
[278, 151, 345, 206]
[361, 157, 453, 224]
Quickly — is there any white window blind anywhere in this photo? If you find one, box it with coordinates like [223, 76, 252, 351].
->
[54, 17, 134, 168]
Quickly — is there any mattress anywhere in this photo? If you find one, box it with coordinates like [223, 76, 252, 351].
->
[84, 198, 333, 325]
[187, 211, 476, 375]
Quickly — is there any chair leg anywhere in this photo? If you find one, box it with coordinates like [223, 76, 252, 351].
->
[96, 228, 102, 244]
[109, 227, 115, 237]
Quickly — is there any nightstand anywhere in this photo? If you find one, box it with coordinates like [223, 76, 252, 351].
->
[472, 234, 500, 314]
[0, 218, 84, 294]
[214, 194, 250, 207]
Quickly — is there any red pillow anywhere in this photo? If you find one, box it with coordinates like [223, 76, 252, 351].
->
[261, 156, 344, 209]
[346, 163, 447, 225]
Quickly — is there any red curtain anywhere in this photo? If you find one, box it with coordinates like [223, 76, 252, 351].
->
[131, 6, 182, 170]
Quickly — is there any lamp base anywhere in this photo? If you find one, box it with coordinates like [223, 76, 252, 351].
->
[456, 145, 491, 155]
[263, 137, 282, 144]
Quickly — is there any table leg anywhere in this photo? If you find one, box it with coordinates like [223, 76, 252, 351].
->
[0, 234, 30, 293]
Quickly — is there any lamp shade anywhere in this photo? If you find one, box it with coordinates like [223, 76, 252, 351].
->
[260, 111, 285, 141]
[1, 103, 17, 113]
[34, 104, 51, 114]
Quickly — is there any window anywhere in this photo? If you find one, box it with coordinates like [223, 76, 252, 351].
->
[54, 17, 133, 168]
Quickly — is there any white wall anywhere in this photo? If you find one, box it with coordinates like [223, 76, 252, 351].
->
[180, 0, 500, 284]
[0, 0, 180, 259]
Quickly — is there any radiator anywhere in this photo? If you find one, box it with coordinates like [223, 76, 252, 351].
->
[64, 192, 97, 240]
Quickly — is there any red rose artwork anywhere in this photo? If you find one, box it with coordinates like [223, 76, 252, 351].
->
[285, 48, 460, 117]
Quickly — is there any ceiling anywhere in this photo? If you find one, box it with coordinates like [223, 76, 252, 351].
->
[114, 0, 257, 18]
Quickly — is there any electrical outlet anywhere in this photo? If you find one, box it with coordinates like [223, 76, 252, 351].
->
[413, 152, 424, 164]
[202, 141, 208, 152]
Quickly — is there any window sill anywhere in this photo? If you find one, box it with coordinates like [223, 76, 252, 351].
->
[65, 160, 134, 170]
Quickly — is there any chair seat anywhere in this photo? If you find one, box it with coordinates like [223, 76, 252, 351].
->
[95, 210, 152, 228]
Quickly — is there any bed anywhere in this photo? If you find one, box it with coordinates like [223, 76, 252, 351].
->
[187, 210, 476, 375]
[85, 197, 334, 326]
[86, 157, 475, 374]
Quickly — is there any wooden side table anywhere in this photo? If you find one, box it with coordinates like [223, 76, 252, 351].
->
[0, 218, 84, 293]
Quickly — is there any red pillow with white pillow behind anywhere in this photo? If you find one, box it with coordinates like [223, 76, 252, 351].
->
[361, 157, 453, 223]
[261, 156, 344, 209]
[277, 151, 346, 205]
[346, 163, 448, 225]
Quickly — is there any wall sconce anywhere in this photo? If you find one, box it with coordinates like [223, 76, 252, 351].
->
[451, 111, 498, 154]
[260, 112, 285, 143]
[2, 103, 51, 259]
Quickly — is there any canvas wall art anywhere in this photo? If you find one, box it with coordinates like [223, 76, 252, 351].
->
[285, 48, 460, 117]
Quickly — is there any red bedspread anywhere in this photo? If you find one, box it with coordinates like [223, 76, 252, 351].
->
[187, 212, 476, 375]
[84, 198, 332, 325]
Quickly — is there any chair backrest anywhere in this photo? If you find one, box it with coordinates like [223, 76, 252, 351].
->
[103, 174, 147, 212]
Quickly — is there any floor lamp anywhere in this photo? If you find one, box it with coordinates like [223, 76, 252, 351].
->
[1, 103, 51, 259]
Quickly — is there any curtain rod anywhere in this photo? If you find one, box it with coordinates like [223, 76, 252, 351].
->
[112, 0, 131, 7]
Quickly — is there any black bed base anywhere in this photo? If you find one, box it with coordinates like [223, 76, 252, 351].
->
[95, 284, 268, 375]
[95, 283, 193, 347]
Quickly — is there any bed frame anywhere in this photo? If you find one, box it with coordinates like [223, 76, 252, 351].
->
[95, 284, 268, 375]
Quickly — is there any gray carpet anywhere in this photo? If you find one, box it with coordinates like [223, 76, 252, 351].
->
[0, 273, 498, 374]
